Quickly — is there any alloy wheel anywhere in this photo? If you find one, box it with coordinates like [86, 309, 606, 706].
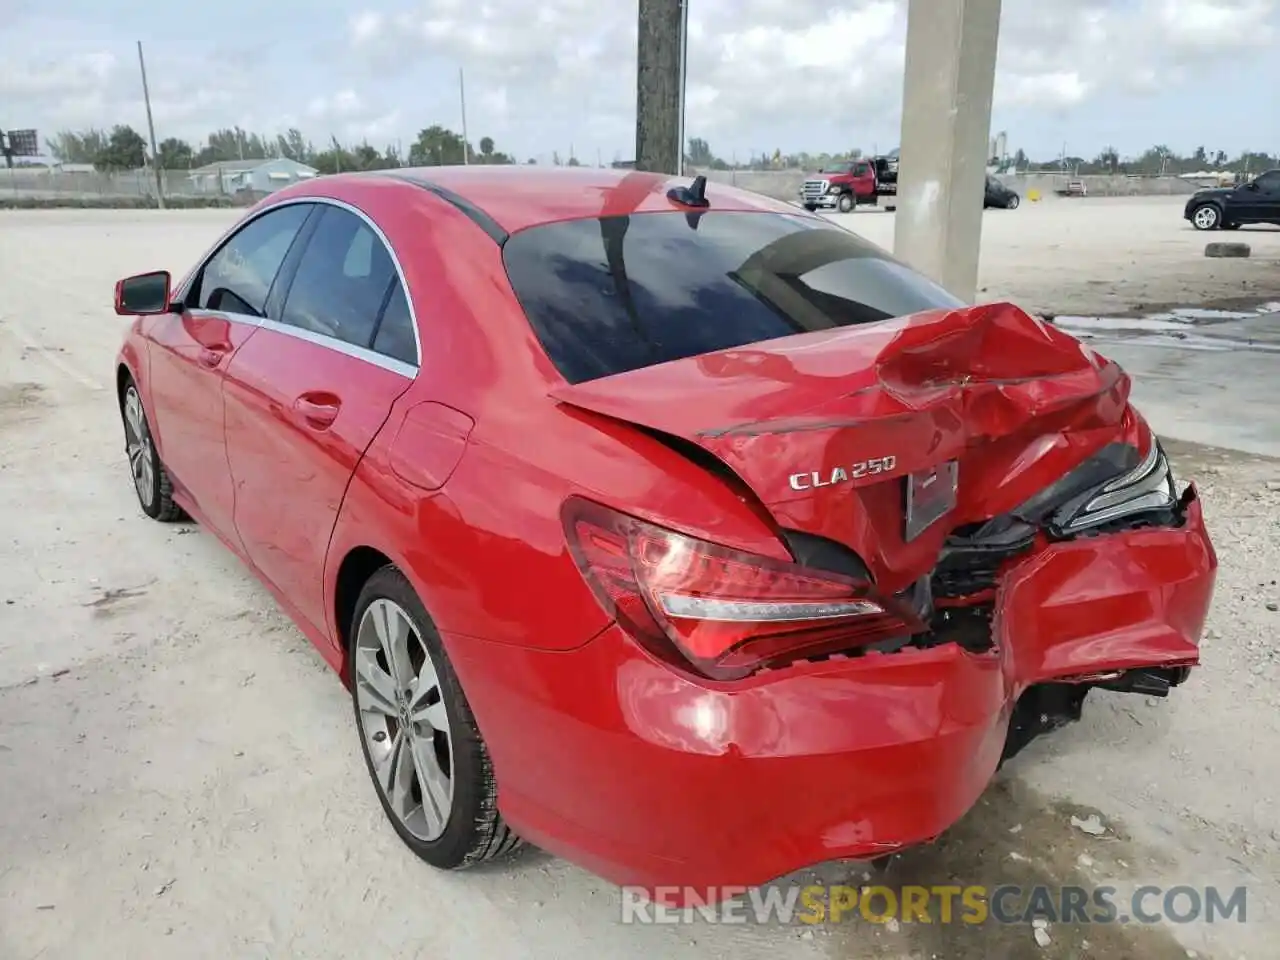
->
[123, 387, 156, 507]
[1193, 205, 1219, 230]
[354, 597, 454, 841]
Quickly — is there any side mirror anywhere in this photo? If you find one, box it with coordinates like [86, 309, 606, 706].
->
[114, 270, 173, 316]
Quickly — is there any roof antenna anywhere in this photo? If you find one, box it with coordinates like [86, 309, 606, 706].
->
[667, 173, 710, 209]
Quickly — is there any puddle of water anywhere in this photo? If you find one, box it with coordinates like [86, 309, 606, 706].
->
[1054, 316, 1195, 334]
[1051, 303, 1280, 352]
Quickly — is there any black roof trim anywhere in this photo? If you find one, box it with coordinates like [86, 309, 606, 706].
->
[388, 173, 508, 244]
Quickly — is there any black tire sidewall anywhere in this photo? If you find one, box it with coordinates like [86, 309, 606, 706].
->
[348, 565, 491, 869]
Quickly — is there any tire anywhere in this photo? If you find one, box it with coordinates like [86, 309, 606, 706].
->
[1190, 204, 1221, 231]
[837, 192, 855, 213]
[120, 380, 185, 522]
[349, 565, 523, 869]
[1006, 194, 1020, 209]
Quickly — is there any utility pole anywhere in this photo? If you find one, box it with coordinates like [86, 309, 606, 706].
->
[459, 67, 469, 165]
[676, 0, 689, 175]
[136, 41, 165, 209]
[635, 0, 683, 174]
[893, 0, 1001, 301]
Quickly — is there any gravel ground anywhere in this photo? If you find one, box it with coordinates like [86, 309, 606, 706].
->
[1, 200, 1278, 960]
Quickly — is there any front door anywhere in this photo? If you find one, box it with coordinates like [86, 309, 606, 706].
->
[147, 202, 314, 547]
[1247, 170, 1280, 223]
[222, 203, 419, 638]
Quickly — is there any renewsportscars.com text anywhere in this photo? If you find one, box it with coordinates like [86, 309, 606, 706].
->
[620, 884, 1248, 926]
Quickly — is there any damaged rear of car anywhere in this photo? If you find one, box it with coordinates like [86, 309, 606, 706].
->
[492, 207, 1216, 896]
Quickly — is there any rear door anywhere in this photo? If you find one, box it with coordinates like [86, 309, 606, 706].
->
[221, 202, 418, 637]
[148, 202, 315, 546]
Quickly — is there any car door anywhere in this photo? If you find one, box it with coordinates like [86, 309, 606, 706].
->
[221, 202, 418, 638]
[146, 201, 315, 549]
[1249, 170, 1280, 223]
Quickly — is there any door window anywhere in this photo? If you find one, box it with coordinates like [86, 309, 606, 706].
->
[280, 205, 397, 348]
[195, 203, 313, 316]
[1253, 171, 1280, 194]
[371, 280, 418, 366]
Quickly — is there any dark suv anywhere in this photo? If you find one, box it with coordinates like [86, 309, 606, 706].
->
[984, 175, 1020, 209]
[1185, 169, 1280, 230]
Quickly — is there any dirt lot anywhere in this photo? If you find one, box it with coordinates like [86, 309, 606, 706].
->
[2, 200, 1279, 960]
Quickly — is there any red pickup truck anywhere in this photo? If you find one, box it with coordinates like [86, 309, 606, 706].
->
[799, 156, 897, 212]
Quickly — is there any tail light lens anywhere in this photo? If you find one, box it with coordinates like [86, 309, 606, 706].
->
[562, 497, 924, 680]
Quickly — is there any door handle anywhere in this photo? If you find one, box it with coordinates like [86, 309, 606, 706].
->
[294, 393, 341, 430]
[198, 345, 230, 368]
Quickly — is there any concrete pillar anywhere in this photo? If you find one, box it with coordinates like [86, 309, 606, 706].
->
[635, 0, 683, 175]
[893, 0, 1002, 302]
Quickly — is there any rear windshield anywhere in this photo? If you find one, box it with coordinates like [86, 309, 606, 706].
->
[502, 210, 964, 384]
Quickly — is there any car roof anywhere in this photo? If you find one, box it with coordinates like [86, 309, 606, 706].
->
[284, 165, 803, 236]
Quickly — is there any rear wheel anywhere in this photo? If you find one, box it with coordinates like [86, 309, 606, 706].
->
[1006, 194, 1020, 209]
[837, 192, 855, 213]
[1191, 203, 1221, 230]
[350, 566, 523, 869]
[120, 381, 184, 522]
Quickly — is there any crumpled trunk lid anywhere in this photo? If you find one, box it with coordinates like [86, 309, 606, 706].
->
[551, 301, 1137, 593]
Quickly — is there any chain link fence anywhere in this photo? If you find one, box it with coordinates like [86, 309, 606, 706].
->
[0, 167, 261, 208]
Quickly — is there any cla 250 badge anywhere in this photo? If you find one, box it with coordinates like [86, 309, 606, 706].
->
[789, 456, 898, 491]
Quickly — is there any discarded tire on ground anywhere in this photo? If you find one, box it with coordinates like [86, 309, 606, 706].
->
[1204, 242, 1251, 258]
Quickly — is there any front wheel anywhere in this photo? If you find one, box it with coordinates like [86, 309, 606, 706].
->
[350, 566, 523, 869]
[121, 381, 184, 521]
[1006, 194, 1020, 209]
[1191, 204, 1221, 230]
[837, 192, 855, 213]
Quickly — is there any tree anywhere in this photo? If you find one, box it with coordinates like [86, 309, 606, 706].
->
[1095, 146, 1120, 174]
[408, 125, 471, 165]
[95, 125, 147, 171]
[47, 129, 107, 164]
[276, 128, 315, 164]
[157, 137, 194, 169]
[479, 136, 494, 158]
[196, 127, 270, 166]
[686, 136, 714, 166]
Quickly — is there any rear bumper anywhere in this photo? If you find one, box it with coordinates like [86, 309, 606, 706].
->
[446, 487, 1215, 899]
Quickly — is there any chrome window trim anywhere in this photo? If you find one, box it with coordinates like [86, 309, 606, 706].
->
[174, 194, 423, 373]
[191, 308, 416, 379]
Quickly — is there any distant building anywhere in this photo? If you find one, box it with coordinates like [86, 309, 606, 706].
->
[188, 157, 318, 195]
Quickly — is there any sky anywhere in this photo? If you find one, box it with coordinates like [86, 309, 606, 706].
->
[0, 0, 1276, 165]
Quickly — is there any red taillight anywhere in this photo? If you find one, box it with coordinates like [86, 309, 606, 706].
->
[562, 498, 923, 680]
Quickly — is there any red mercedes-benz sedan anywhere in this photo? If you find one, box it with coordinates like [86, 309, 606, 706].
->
[112, 166, 1216, 899]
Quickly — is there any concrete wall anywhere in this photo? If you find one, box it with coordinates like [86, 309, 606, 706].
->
[690, 168, 1207, 202]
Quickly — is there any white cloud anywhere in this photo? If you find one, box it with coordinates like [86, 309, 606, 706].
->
[0, 0, 1276, 160]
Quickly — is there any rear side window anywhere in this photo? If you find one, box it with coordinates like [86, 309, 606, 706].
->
[502, 211, 963, 384]
[280, 206, 397, 349]
[371, 280, 417, 366]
